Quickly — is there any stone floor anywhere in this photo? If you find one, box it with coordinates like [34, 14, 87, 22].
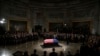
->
[0, 39, 81, 56]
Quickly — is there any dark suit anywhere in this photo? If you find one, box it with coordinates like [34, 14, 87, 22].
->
[49, 52, 58, 56]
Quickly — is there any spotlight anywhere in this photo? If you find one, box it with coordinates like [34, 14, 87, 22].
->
[64, 24, 66, 26]
[0, 18, 6, 24]
[1, 53, 10, 56]
[2, 18, 5, 21]
[0, 21, 5, 24]
[1, 49, 13, 56]
[2, 54, 6, 56]
[1, 52, 11, 56]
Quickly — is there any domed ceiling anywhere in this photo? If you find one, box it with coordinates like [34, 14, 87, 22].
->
[30, 0, 75, 3]
[6, 0, 95, 4]
[29, 0, 93, 3]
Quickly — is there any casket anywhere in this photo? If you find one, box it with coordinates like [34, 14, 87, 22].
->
[43, 39, 58, 46]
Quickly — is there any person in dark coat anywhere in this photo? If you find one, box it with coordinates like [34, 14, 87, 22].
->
[59, 51, 64, 56]
[42, 51, 47, 56]
[23, 51, 29, 56]
[31, 49, 38, 56]
[49, 48, 58, 56]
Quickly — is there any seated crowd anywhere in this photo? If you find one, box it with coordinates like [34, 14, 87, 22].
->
[0, 31, 39, 45]
[0, 31, 100, 56]
[0, 31, 88, 45]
